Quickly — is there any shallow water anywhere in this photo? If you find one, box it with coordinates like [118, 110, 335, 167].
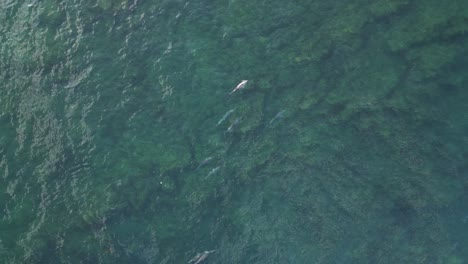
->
[1, 0, 467, 263]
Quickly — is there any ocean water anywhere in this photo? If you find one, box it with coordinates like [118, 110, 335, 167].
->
[1, 0, 467, 263]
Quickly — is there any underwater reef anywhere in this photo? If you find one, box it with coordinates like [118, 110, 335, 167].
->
[0, 0, 467, 263]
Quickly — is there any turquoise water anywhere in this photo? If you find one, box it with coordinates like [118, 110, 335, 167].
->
[1, 0, 467, 263]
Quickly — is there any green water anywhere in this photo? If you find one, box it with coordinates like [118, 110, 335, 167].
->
[1, 0, 467, 263]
